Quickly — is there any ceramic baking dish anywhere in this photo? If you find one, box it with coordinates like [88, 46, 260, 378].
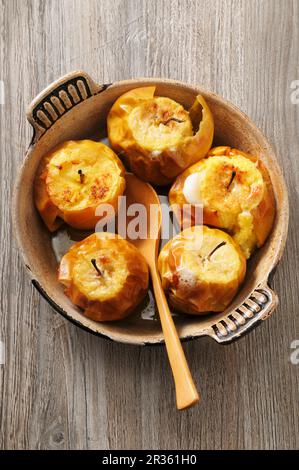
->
[12, 71, 289, 345]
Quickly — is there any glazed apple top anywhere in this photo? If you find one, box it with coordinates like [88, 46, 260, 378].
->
[34, 140, 126, 231]
[107, 86, 214, 185]
[158, 225, 246, 313]
[169, 147, 275, 258]
[58, 233, 149, 321]
[127, 97, 193, 151]
[46, 140, 124, 211]
[159, 226, 245, 285]
[60, 234, 134, 300]
[183, 155, 263, 217]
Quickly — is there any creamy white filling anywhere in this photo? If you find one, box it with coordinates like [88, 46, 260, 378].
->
[183, 172, 205, 204]
[177, 267, 197, 287]
[151, 150, 162, 157]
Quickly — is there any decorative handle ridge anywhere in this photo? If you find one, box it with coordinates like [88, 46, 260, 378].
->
[209, 283, 278, 344]
[26, 71, 110, 144]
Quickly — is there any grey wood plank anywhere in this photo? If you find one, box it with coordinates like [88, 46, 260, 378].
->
[0, 0, 298, 450]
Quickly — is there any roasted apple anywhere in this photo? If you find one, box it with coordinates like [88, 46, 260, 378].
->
[158, 226, 246, 314]
[58, 233, 149, 321]
[107, 86, 214, 185]
[169, 146, 275, 258]
[34, 140, 126, 231]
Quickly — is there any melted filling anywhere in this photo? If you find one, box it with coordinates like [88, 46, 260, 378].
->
[71, 238, 128, 301]
[128, 97, 193, 151]
[46, 142, 122, 212]
[169, 230, 242, 285]
[182, 155, 265, 257]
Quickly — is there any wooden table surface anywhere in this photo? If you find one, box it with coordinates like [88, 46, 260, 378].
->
[0, 0, 298, 450]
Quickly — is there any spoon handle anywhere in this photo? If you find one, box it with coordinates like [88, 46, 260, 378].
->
[150, 267, 200, 410]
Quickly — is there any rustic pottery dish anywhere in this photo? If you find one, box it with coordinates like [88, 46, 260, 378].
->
[13, 71, 289, 345]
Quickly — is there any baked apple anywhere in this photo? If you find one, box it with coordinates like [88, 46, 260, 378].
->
[34, 140, 126, 231]
[58, 232, 149, 321]
[107, 86, 214, 185]
[169, 146, 275, 258]
[158, 226, 246, 314]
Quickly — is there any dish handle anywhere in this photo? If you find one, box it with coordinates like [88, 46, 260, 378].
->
[207, 281, 278, 344]
[26, 70, 108, 144]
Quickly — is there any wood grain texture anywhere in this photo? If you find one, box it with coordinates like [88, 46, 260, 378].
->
[0, 0, 298, 450]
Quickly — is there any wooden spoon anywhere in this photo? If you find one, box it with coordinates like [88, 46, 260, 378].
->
[123, 173, 200, 410]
